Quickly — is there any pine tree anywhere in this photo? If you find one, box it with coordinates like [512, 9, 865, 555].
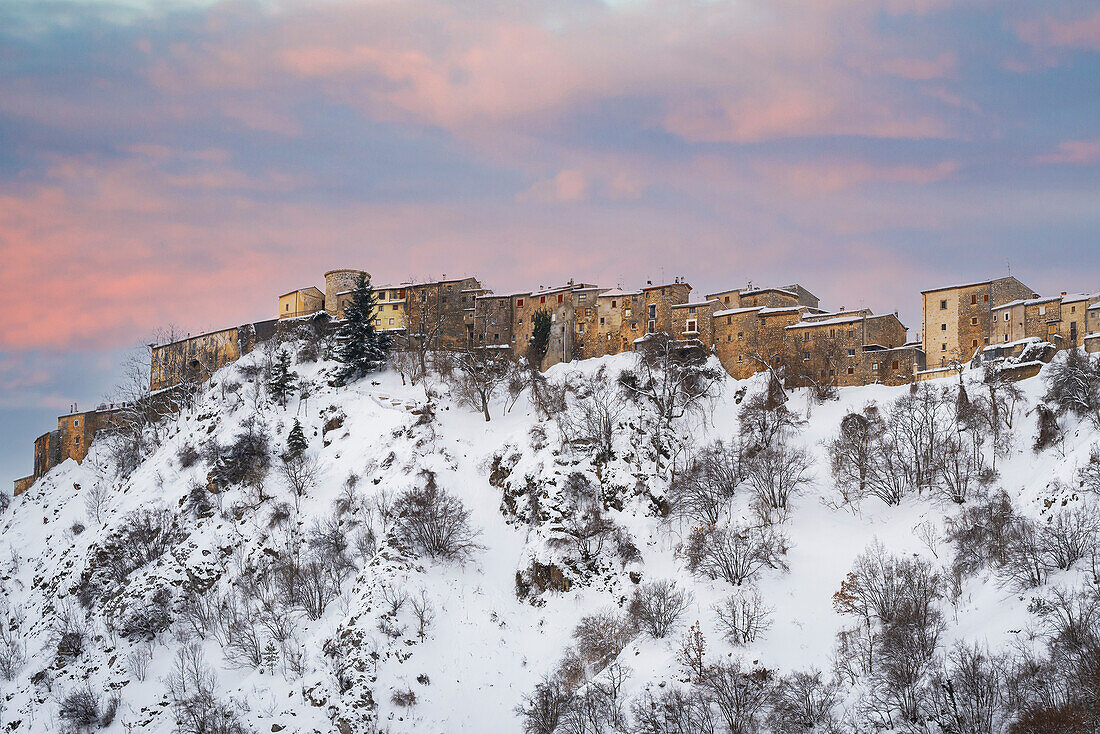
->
[334, 273, 391, 385]
[262, 640, 279, 674]
[286, 418, 308, 461]
[267, 349, 298, 407]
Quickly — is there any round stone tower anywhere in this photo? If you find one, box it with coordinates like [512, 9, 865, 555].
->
[325, 269, 370, 317]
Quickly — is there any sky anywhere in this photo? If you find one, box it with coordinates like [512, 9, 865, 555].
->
[1, 0, 1098, 483]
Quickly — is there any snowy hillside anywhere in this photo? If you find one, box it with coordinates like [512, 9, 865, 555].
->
[2, 339, 1099, 733]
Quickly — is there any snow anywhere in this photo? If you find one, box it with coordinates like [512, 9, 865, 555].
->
[2, 342, 1099, 732]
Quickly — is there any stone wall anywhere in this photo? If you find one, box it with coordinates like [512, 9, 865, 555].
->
[325, 269, 369, 317]
[641, 282, 691, 336]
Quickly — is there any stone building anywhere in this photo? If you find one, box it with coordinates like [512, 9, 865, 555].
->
[572, 286, 604, 359]
[325, 269, 369, 318]
[712, 305, 809, 379]
[594, 288, 643, 356]
[921, 276, 1037, 368]
[511, 282, 600, 368]
[13, 404, 129, 494]
[150, 320, 277, 392]
[670, 299, 720, 346]
[705, 283, 820, 310]
[641, 279, 692, 336]
[989, 296, 1063, 349]
[1060, 293, 1100, 347]
[473, 292, 520, 348]
[786, 311, 912, 387]
[404, 276, 484, 347]
[278, 287, 325, 319]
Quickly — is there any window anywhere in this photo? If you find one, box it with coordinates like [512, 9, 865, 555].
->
[892, 360, 900, 370]
[1004, 334, 1009, 342]
[540, 296, 546, 304]
[494, 333, 499, 340]
[872, 363, 879, 370]
[624, 308, 632, 317]
[688, 306, 696, 314]
[802, 351, 810, 361]
[1039, 306, 1046, 315]
[941, 344, 946, 351]
[803, 332, 809, 342]
[941, 323, 947, 331]
[686, 320, 697, 332]
[648, 304, 656, 319]
[983, 294, 988, 302]
[829, 328, 835, 338]
[1004, 313, 1010, 321]
[727, 317, 732, 325]
[585, 308, 592, 316]
[647, 319, 656, 333]
[1048, 324, 1058, 334]
[577, 324, 585, 333]
[558, 294, 564, 304]
[74, 420, 79, 427]
[285, 304, 290, 312]
[517, 298, 524, 307]
[661, 288, 666, 295]
[599, 317, 605, 325]
[737, 332, 743, 340]
[611, 300, 617, 308]
[970, 317, 977, 325]
[847, 349, 855, 357]
[971, 294, 977, 305]
[847, 367, 854, 375]
[737, 355, 743, 363]
[940, 299, 947, 310]
[724, 296, 731, 303]
[631, 322, 637, 331]
[389, 318, 395, 325]
[972, 340, 978, 347]
[848, 330, 854, 337]
[393, 304, 399, 310]
[579, 294, 586, 302]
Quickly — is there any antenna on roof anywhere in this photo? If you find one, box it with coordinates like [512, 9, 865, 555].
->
[1005, 259, 1011, 275]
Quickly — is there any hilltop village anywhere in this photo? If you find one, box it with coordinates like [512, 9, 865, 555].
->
[14, 268, 1100, 494]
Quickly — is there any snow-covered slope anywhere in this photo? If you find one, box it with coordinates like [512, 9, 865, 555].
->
[1, 342, 1097, 733]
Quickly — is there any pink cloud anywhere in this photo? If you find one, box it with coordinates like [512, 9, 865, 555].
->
[517, 170, 589, 203]
[1017, 9, 1100, 52]
[1036, 138, 1100, 166]
[755, 159, 959, 194]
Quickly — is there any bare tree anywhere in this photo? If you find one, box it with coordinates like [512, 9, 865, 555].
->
[405, 278, 468, 382]
[559, 366, 628, 462]
[683, 523, 788, 586]
[713, 587, 773, 645]
[828, 407, 884, 506]
[393, 471, 482, 560]
[628, 580, 693, 639]
[743, 440, 812, 519]
[451, 344, 513, 421]
[667, 440, 743, 526]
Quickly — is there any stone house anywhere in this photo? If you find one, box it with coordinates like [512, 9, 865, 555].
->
[712, 305, 809, 379]
[404, 276, 484, 347]
[989, 296, 1063, 349]
[641, 280, 692, 337]
[572, 286, 604, 359]
[1055, 292, 1099, 347]
[472, 292, 519, 348]
[324, 269, 369, 318]
[594, 288, 642, 356]
[150, 320, 277, 392]
[786, 311, 913, 387]
[278, 287, 325, 319]
[670, 299, 720, 346]
[705, 284, 820, 310]
[921, 276, 1037, 368]
[511, 282, 599, 368]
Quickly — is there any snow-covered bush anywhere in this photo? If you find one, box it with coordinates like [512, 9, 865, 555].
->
[58, 684, 101, 731]
[713, 587, 772, 645]
[572, 609, 637, 671]
[628, 579, 693, 639]
[1044, 349, 1100, 426]
[683, 523, 788, 586]
[393, 471, 482, 560]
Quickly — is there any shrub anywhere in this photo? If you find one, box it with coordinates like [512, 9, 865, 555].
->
[743, 441, 812, 518]
[177, 443, 201, 469]
[573, 610, 637, 670]
[80, 507, 187, 605]
[769, 669, 840, 732]
[167, 644, 250, 734]
[683, 523, 788, 586]
[58, 685, 100, 731]
[393, 471, 482, 560]
[668, 440, 743, 525]
[1044, 349, 1100, 426]
[517, 675, 572, 734]
[1034, 405, 1062, 452]
[699, 661, 773, 734]
[946, 491, 1016, 578]
[713, 587, 773, 645]
[628, 579, 693, 639]
[208, 421, 271, 489]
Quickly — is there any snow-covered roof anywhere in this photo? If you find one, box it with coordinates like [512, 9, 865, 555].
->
[713, 306, 763, 318]
[982, 336, 1043, 352]
[279, 286, 323, 298]
[785, 315, 863, 329]
[598, 287, 642, 298]
[740, 286, 797, 298]
[670, 299, 719, 309]
[993, 295, 1061, 310]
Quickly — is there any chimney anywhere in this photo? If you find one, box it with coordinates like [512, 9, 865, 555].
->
[840, 306, 845, 312]
[647, 280, 653, 286]
[1062, 291, 1067, 297]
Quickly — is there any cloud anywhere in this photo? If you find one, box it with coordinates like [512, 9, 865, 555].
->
[1035, 138, 1100, 166]
[1017, 8, 1100, 52]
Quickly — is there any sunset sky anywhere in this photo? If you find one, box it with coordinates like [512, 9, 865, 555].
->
[2, 0, 1098, 482]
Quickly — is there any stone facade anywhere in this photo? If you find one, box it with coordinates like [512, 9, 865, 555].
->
[405, 277, 483, 348]
[593, 288, 643, 356]
[325, 269, 369, 317]
[671, 299, 719, 346]
[641, 281, 692, 337]
[712, 306, 806, 379]
[922, 276, 1037, 367]
[705, 283, 820, 310]
[1059, 293, 1099, 347]
[473, 293, 518, 348]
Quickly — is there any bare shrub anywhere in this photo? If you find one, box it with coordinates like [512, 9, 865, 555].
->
[0, 606, 27, 680]
[1079, 445, 1100, 494]
[451, 345, 513, 421]
[630, 686, 716, 734]
[517, 675, 572, 734]
[393, 471, 482, 560]
[1044, 349, 1100, 426]
[1041, 507, 1099, 572]
[410, 590, 435, 640]
[628, 580, 693, 639]
[83, 482, 111, 525]
[177, 443, 201, 469]
[683, 523, 788, 586]
[1034, 404, 1062, 453]
[1001, 518, 1048, 590]
[743, 440, 812, 518]
[280, 452, 319, 511]
[167, 644, 249, 734]
[559, 366, 628, 462]
[769, 669, 840, 732]
[573, 609, 637, 671]
[58, 684, 100, 731]
[928, 642, 1007, 734]
[713, 587, 773, 645]
[828, 408, 884, 506]
[127, 640, 155, 681]
[668, 440, 743, 525]
[378, 582, 409, 617]
[833, 541, 941, 626]
[207, 420, 271, 491]
[391, 687, 418, 708]
[945, 490, 1016, 578]
[699, 661, 774, 734]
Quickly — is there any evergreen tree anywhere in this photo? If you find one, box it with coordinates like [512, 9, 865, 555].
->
[528, 308, 552, 368]
[262, 640, 279, 674]
[286, 418, 308, 461]
[334, 273, 391, 384]
[267, 349, 298, 407]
